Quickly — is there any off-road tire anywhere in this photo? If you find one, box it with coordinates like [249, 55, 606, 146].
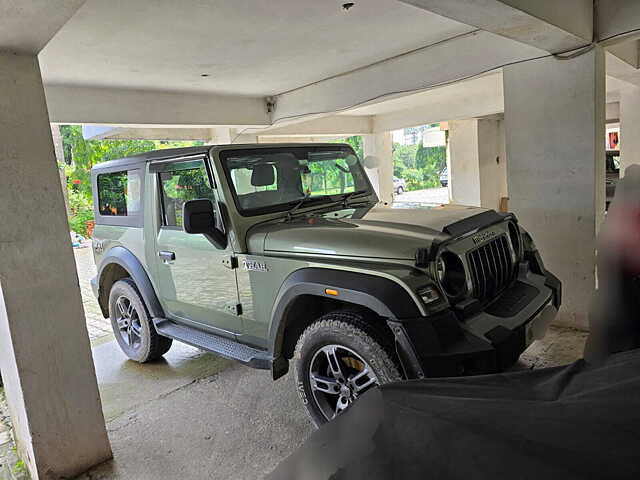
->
[293, 310, 401, 427]
[109, 278, 172, 362]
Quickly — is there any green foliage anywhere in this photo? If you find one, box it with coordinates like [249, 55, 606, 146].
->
[393, 141, 446, 191]
[60, 125, 155, 202]
[67, 190, 95, 236]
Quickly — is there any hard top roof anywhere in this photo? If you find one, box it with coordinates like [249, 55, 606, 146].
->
[91, 143, 352, 172]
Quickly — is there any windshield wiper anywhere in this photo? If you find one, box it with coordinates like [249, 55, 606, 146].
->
[286, 192, 318, 221]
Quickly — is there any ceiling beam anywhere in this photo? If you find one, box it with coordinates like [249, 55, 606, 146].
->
[371, 72, 504, 132]
[0, 0, 86, 54]
[399, 0, 592, 54]
[253, 115, 373, 137]
[45, 85, 270, 127]
[271, 30, 543, 129]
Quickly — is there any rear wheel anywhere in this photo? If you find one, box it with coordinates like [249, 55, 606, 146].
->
[293, 311, 401, 426]
[109, 278, 172, 362]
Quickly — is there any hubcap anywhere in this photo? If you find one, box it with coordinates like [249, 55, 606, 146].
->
[308, 344, 379, 421]
[115, 296, 142, 349]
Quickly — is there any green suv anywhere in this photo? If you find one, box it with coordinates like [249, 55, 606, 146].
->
[90, 144, 561, 425]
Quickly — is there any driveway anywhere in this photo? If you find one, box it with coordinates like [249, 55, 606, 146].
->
[74, 244, 113, 342]
[394, 186, 448, 204]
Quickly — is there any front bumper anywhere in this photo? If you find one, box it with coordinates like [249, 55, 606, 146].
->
[389, 265, 561, 379]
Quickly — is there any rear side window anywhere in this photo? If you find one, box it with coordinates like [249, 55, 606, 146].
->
[97, 171, 141, 216]
[158, 161, 216, 228]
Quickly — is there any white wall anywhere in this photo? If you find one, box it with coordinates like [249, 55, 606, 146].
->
[448, 118, 508, 210]
[619, 85, 640, 175]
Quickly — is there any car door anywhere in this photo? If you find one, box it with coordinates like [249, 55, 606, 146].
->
[151, 156, 241, 338]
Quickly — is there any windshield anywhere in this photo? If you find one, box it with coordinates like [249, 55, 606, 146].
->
[220, 146, 372, 216]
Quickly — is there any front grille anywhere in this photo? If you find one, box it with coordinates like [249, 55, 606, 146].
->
[467, 235, 515, 302]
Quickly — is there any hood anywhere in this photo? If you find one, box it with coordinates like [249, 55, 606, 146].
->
[250, 204, 491, 260]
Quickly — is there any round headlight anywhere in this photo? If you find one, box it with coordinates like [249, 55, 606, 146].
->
[437, 251, 467, 298]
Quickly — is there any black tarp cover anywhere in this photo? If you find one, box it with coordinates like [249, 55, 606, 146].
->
[269, 350, 640, 479]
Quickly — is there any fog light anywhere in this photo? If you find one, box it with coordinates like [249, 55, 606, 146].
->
[418, 286, 440, 305]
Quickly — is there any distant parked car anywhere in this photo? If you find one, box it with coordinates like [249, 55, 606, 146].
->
[439, 167, 448, 187]
[606, 150, 620, 210]
[393, 176, 406, 194]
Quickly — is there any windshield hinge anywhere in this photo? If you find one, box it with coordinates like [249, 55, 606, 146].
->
[225, 303, 243, 315]
[222, 256, 238, 270]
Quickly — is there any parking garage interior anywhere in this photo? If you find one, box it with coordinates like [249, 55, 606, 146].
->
[2, 1, 640, 478]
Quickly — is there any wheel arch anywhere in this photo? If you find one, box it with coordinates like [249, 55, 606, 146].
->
[269, 268, 421, 379]
[97, 246, 164, 319]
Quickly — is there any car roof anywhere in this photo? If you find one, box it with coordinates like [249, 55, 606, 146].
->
[91, 143, 353, 172]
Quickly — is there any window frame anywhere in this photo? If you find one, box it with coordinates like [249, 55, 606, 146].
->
[151, 155, 217, 231]
[219, 145, 371, 218]
[92, 166, 144, 228]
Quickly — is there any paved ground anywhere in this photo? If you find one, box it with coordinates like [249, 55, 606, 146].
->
[77, 324, 587, 480]
[394, 186, 449, 205]
[74, 245, 113, 342]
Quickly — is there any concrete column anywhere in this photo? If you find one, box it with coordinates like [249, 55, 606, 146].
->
[448, 118, 508, 209]
[504, 47, 606, 329]
[363, 132, 393, 205]
[619, 85, 640, 175]
[0, 53, 112, 478]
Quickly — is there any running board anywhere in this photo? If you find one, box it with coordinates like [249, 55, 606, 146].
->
[153, 318, 271, 370]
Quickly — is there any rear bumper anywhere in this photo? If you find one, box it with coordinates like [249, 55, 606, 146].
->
[389, 265, 561, 379]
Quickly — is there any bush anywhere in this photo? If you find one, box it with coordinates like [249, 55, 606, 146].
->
[67, 190, 94, 237]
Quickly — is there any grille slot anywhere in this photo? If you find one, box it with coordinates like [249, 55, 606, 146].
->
[468, 235, 515, 302]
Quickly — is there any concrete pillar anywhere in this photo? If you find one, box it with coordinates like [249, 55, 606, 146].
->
[0, 53, 112, 478]
[504, 47, 606, 329]
[363, 132, 393, 205]
[619, 85, 640, 175]
[448, 118, 508, 209]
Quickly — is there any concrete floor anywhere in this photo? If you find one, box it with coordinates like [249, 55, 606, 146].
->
[77, 325, 588, 480]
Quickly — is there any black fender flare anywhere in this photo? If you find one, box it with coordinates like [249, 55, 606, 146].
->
[268, 267, 422, 360]
[97, 246, 165, 318]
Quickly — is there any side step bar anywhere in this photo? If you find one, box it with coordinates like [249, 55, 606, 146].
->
[153, 318, 271, 370]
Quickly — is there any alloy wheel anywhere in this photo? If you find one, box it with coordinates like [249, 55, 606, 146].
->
[115, 295, 143, 349]
[308, 344, 379, 420]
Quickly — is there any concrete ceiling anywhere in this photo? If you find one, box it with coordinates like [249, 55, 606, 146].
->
[39, 0, 474, 96]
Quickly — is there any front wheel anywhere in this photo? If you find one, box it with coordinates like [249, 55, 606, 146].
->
[293, 311, 401, 427]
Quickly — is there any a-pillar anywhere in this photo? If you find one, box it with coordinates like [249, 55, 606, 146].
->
[619, 85, 640, 175]
[363, 132, 393, 205]
[0, 53, 112, 478]
[447, 118, 508, 209]
[504, 47, 606, 329]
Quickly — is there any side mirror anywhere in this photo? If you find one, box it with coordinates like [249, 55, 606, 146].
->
[183, 199, 227, 249]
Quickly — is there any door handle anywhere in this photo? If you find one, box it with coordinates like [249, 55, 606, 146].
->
[158, 251, 176, 264]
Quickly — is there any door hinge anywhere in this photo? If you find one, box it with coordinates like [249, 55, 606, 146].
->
[225, 303, 243, 315]
[222, 255, 238, 269]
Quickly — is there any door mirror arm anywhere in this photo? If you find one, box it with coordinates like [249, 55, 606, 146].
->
[183, 199, 228, 250]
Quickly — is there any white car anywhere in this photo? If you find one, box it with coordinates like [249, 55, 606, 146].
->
[393, 176, 406, 194]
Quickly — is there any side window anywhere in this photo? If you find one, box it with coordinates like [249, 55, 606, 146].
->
[158, 161, 216, 228]
[98, 170, 141, 216]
